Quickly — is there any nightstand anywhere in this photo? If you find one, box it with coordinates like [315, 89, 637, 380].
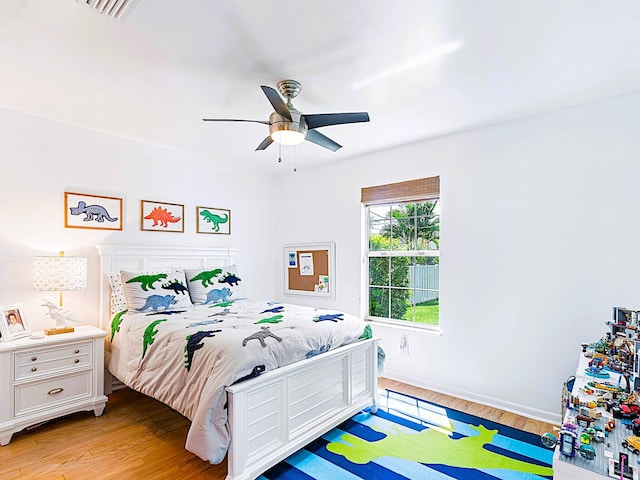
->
[0, 325, 108, 445]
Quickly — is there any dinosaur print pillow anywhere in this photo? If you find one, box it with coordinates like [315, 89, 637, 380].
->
[185, 265, 246, 305]
[120, 270, 193, 312]
[107, 272, 128, 313]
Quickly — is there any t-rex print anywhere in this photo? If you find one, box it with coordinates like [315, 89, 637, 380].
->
[69, 201, 118, 223]
[142, 319, 167, 359]
[162, 279, 188, 295]
[255, 315, 284, 324]
[110, 310, 128, 341]
[184, 330, 221, 371]
[189, 269, 223, 288]
[144, 206, 181, 228]
[199, 210, 229, 232]
[219, 273, 241, 287]
[126, 273, 168, 291]
[313, 313, 344, 322]
[242, 326, 282, 347]
[204, 287, 232, 305]
[138, 294, 177, 312]
[260, 305, 284, 314]
[234, 365, 266, 383]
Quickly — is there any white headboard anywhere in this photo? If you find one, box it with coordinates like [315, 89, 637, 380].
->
[96, 244, 238, 329]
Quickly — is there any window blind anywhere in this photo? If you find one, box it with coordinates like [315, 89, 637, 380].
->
[361, 176, 440, 205]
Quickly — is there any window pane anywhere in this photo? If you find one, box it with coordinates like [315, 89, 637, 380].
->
[416, 213, 440, 250]
[402, 290, 416, 322]
[368, 206, 388, 223]
[368, 205, 390, 252]
[411, 296, 439, 325]
[369, 287, 389, 317]
[369, 257, 389, 287]
[411, 260, 439, 324]
[391, 216, 414, 250]
[389, 257, 411, 289]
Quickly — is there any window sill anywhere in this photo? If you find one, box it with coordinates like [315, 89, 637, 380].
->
[367, 318, 442, 336]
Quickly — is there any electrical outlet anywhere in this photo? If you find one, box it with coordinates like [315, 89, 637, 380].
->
[399, 336, 409, 355]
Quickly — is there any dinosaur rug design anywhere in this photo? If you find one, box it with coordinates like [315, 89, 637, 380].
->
[260, 390, 553, 480]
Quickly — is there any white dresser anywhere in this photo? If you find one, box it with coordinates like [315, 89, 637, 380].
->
[0, 325, 107, 445]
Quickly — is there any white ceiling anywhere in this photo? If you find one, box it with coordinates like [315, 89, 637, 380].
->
[2, 0, 640, 173]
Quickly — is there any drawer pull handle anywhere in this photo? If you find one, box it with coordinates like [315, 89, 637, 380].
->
[31, 356, 37, 362]
[74, 359, 80, 364]
[74, 349, 80, 354]
[47, 388, 64, 395]
[31, 367, 37, 372]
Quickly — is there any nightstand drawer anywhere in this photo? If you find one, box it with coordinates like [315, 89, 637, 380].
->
[14, 342, 92, 380]
[14, 371, 92, 417]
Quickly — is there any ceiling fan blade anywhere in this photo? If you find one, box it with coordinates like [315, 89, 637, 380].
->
[255, 136, 274, 151]
[305, 130, 342, 152]
[260, 85, 291, 120]
[304, 112, 370, 130]
[202, 118, 269, 124]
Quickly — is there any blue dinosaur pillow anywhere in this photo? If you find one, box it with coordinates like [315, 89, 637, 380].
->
[185, 265, 246, 305]
[120, 270, 193, 312]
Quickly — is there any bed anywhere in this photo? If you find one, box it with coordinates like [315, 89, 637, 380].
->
[97, 244, 378, 480]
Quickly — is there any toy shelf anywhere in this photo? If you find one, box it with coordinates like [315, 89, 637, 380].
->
[553, 310, 640, 480]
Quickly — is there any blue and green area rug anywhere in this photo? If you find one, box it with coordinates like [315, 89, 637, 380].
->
[259, 389, 553, 480]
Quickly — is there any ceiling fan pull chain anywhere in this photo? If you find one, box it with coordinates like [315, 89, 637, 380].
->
[294, 145, 297, 173]
[278, 141, 282, 163]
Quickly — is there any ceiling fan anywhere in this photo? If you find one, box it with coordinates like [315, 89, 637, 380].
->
[203, 79, 370, 152]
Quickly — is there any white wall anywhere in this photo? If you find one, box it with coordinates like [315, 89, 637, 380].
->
[0, 107, 275, 333]
[273, 90, 640, 423]
[4, 89, 639, 424]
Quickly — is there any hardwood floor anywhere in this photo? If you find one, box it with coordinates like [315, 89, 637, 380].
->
[0, 378, 555, 480]
[379, 377, 555, 437]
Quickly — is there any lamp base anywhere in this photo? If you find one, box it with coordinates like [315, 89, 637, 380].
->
[45, 326, 75, 336]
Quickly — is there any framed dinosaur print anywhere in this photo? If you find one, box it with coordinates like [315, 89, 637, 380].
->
[196, 206, 231, 235]
[141, 200, 184, 233]
[64, 192, 123, 231]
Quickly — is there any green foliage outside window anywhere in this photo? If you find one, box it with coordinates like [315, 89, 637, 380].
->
[368, 201, 440, 325]
[368, 236, 411, 320]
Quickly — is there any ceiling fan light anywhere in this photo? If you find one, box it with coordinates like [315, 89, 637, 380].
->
[271, 129, 305, 145]
[269, 116, 307, 145]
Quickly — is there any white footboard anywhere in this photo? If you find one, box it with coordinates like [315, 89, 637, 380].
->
[225, 337, 379, 480]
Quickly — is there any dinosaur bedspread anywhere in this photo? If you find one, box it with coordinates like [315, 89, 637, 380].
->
[106, 299, 369, 464]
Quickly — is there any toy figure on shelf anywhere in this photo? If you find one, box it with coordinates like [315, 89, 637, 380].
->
[585, 353, 610, 378]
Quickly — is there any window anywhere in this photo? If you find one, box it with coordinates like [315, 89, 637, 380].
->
[362, 177, 440, 329]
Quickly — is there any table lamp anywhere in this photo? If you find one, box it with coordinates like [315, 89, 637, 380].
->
[33, 251, 88, 335]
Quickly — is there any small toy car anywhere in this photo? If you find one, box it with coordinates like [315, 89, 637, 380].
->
[621, 436, 640, 454]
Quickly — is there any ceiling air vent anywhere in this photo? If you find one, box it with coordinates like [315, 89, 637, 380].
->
[76, 0, 142, 22]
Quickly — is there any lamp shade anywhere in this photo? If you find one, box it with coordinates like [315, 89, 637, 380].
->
[33, 256, 88, 291]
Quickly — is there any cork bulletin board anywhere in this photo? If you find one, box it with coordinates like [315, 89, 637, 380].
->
[284, 242, 335, 298]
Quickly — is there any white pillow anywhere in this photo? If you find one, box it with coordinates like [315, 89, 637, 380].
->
[186, 265, 246, 305]
[120, 270, 193, 312]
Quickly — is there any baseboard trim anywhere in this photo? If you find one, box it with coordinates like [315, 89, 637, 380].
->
[384, 373, 561, 426]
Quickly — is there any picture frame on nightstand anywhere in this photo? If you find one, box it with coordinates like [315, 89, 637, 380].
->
[0, 303, 31, 341]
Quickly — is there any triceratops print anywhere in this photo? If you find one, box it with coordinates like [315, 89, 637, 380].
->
[69, 201, 118, 223]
